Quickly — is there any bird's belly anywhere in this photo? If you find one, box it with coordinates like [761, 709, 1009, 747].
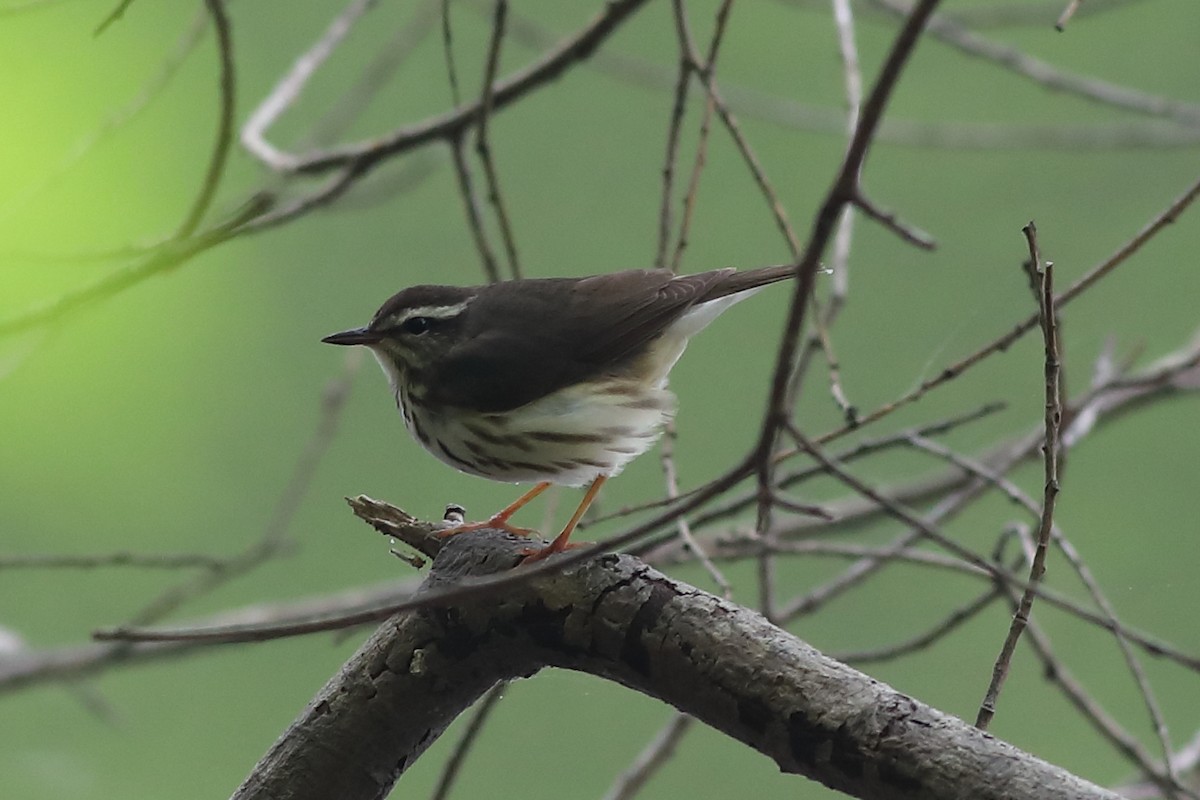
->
[401, 380, 677, 486]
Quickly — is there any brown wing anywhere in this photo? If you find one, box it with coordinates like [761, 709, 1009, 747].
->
[426, 266, 792, 413]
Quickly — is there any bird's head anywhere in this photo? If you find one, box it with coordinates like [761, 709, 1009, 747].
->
[322, 284, 476, 392]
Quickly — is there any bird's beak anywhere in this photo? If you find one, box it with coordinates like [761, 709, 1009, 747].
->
[322, 327, 382, 346]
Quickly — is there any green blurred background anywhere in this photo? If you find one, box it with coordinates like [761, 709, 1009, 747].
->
[2, 1, 1199, 797]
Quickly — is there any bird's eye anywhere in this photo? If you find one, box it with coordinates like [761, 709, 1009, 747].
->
[401, 316, 432, 335]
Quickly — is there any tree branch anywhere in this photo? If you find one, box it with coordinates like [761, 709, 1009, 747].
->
[233, 519, 1120, 800]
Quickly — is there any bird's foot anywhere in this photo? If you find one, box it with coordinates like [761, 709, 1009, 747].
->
[517, 475, 604, 563]
[517, 539, 588, 564]
[437, 514, 537, 539]
[437, 482, 552, 541]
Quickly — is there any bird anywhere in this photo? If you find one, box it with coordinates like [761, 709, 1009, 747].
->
[322, 265, 794, 562]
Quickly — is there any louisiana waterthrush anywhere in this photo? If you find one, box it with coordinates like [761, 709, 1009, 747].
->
[323, 265, 794, 561]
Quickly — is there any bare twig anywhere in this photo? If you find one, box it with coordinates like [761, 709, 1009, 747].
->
[976, 224, 1062, 731]
[449, 135, 502, 284]
[95, 452, 759, 644]
[0, 8, 208, 225]
[1056, 0, 1085, 30]
[654, 0, 694, 271]
[754, 0, 943, 565]
[240, 0, 381, 169]
[94, 0, 135, 35]
[813, 173, 1200, 449]
[1005, 599, 1190, 797]
[660, 425, 732, 598]
[175, 0, 235, 239]
[833, 584, 1003, 665]
[2, 577, 421, 693]
[119, 350, 362, 629]
[706, 81, 804, 258]
[0, 552, 228, 570]
[276, 0, 652, 175]
[474, 0, 522, 280]
[941, 0, 1144, 28]
[851, 191, 936, 250]
[440, 0, 462, 107]
[602, 713, 694, 800]
[813, 0, 864, 427]
[495, 4, 1200, 153]
[302, 2, 440, 150]
[667, 1, 730, 273]
[867, 0, 1200, 125]
[592, 400, 1003, 531]
[429, 683, 508, 800]
[905, 431, 1185, 786]
[0, 196, 268, 340]
[828, 0, 862, 285]
[671, 3, 806, 262]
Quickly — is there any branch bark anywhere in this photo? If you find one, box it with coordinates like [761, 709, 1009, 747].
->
[233, 520, 1119, 800]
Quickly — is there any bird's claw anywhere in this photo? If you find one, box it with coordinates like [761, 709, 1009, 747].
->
[437, 516, 536, 539]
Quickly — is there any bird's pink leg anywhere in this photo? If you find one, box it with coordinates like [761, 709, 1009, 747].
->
[520, 475, 607, 563]
[437, 482, 552, 539]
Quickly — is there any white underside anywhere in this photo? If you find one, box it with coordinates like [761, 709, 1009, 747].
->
[411, 378, 675, 486]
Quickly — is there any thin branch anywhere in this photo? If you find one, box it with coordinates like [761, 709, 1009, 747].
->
[301, 2, 441, 151]
[653, 0, 693, 271]
[94, 0, 135, 35]
[660, 424, 732, 598]
[833, 584, 1003, 665]
[1, 578, 420, 693]
[867, 0, 1200, 125]
[667, 1, 729, 273]
[707, 81, 804, 257]
[240, 0, 381, 170]
[0, 552, 228, 570]
[670, 2, 806, 263]
[1005, 597, 1190, 798]
[449, 135, 502, 284]
[827, 0, 862, 303]
[237, 168, 364, 234]
[592, 400, 1003, 531]
[0, 197, 267, 340]
[754, 0, 942, 568]
[851, 190, 935, 250]
[811, 0, 864, 434]
[96, 454, 759, 644]
[905, 430, 1187, 788]
[276, 0, 652, 175]
[440, 0, 462, 107]
[495, 4, 1200, 153]
[175, 0, 235, 239]
[429, 682, 507, 800]
[813, 173, 1200, 448]
[976, 224, 1062, 731]
[602, 713, 694, 800]
[474, 0, 522, 280]
[119, 350, 362, 630]
[809, 306, 857, 424]
[1056, 0, 1085, 30]
[939, 0, 1145, 28]
[0, 8, 208, 226]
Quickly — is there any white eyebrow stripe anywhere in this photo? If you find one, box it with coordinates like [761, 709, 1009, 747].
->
[393, 300, 472, 323]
